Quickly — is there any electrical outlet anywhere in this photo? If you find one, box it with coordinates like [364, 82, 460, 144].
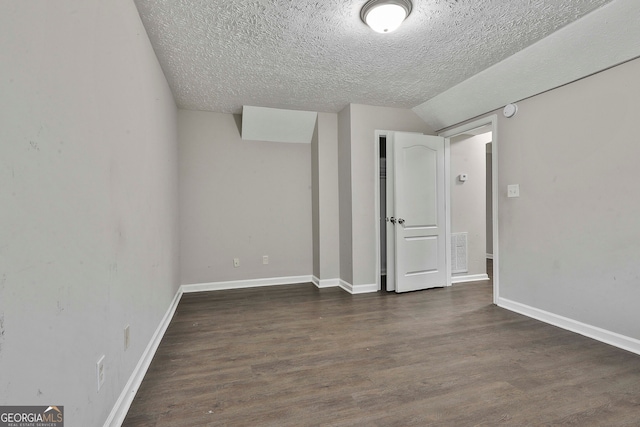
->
[233, 258, 240, 268]
[262, 255, 269, 265]
[124, 325, 130, 351]
[96, 355, 105, 391]
[507, 184, 520, 198]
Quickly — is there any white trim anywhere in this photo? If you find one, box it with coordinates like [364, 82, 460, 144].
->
[312, 275, 320, 287]
[384, 131, 397, 292]
[314, 277, 340, 288]
[440, 115, 499, 304]
[444, 136, 452, 287]
[338, 280, 378, 294]
[490, 115, 499, 304]
[498, 297, 640, 356]
[451, 273, 490, 284]
[181, 275, 313, 293]
[103, 289, 183, 427]
[352, 283, 378, 294]
[339, 279, 353, 293]
[486, 253, 493, 260]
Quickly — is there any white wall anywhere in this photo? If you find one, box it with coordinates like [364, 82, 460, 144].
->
[495, 56, 640, 340]
[0, 1, 179, 425]
[450, 133, 489, 278]
[343, 104, 433, 287]
[178, 110, 312, 284]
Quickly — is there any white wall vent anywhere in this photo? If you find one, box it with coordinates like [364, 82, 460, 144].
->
[451, 232, 468, 274]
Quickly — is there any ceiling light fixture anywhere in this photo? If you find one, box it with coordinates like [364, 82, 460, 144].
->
[361, 0, 412, 34]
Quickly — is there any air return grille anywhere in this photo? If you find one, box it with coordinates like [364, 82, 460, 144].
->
[451, 232, 468, 274]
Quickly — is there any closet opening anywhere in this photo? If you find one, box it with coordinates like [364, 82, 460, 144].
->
[379, 135, 389, 291]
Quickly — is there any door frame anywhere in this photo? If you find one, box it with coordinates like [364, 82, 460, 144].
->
[374, 130, 391, 292]
[439, 115, 499, 304]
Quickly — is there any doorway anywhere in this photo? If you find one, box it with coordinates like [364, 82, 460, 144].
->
[440, 116, 499, 303]
[378, 135, 388, 291]
[375, 116, 499, 302]
[375, 131, 447, 293]
[448, 125, 492, 283]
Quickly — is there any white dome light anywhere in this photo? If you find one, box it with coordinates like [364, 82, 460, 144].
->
[361, 0, 412, 34]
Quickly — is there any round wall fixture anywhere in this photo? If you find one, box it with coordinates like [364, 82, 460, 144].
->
[503, 103, 518, 118]
[361, 0, 413, 33]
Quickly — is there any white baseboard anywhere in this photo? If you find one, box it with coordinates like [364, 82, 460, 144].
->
[497, 297, 640, 356]
[486, 253, 494, 260]
[353, 283, 378, 294]
[451, 273, 490, 284]
[312, 277, 340, 288]
[338, 279, 353, 293]
[103, 288, 183, 427]
[181, 275, 313, 293]
[339, 280, 377, 294]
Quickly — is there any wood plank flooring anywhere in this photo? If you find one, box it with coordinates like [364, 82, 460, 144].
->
[123, 277, 640, 426]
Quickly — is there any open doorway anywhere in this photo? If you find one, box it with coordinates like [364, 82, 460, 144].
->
[449, 125, 492, 283]
[379, 134, 389, 291]
[440, 116, 499, 303]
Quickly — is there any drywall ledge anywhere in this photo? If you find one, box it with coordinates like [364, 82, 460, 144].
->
[413, 0, 640, 131]
[242, 106, 318, 143]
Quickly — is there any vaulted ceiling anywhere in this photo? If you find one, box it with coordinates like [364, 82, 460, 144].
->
[133, 0, 619, 125]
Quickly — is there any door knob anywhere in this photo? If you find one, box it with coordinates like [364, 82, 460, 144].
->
[397, 218, 405, 225]
[389, 217, 396, 224]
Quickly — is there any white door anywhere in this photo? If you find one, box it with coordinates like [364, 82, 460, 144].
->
[393, 132, 446, 293]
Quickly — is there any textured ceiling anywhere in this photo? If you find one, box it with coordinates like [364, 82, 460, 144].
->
[133, 0, 614, 114]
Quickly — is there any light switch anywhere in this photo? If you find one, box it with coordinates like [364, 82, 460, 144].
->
[507, 184, 520, 198]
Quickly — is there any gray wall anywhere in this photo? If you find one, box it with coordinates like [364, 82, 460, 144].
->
[316, 113, 340, 281]
[338, 106, 354, 284]
[450, 133, 489, 277]
[311, 121, 320, 278]
[0, 1, 179, 425]
[346, 104, 433, 286]
[178, 110, 312, 284]
[496, 56, 640, 339]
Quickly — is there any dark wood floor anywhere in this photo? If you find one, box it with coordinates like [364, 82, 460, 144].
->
[123, 274, 640, 426]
